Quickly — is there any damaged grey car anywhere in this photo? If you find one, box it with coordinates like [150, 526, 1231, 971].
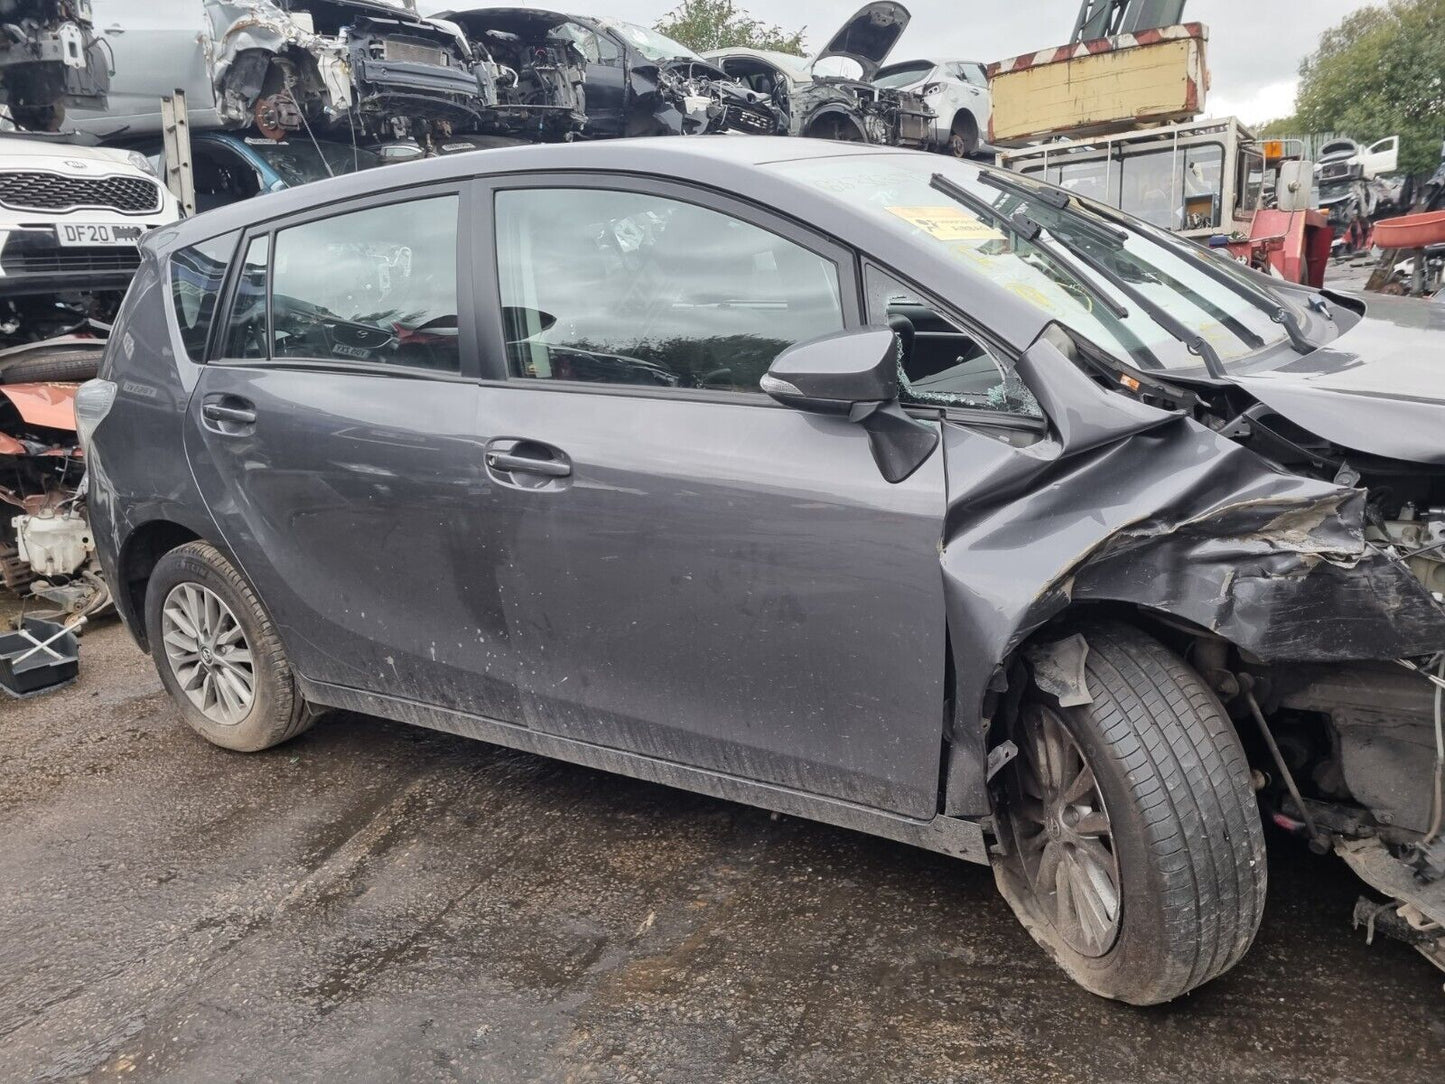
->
[69, 0, 487, 150]
[80, 139, 1445, 1004]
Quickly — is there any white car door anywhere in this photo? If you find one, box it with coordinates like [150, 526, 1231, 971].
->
[1357, 136, 1400, 179]
[74, 0, 220, 133]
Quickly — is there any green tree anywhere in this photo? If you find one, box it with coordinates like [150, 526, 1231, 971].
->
[1256, 116, 1302, 139]
[654, 0, 808, 56]
[1295, 0, 1445, 176]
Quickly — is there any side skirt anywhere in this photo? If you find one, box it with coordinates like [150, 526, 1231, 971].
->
[301, 679, 992, 865]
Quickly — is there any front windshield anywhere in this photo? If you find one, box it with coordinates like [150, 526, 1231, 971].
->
[246, 139, 381, 188]
[770, 154, 1290, 371]
[600, 19, 704, 62]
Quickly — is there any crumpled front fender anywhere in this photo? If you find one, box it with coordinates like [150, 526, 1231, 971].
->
[938, 338, 1445, 815]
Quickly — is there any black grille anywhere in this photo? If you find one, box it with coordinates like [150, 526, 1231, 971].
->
[0, 171, 161, 214]
[1, 232, 141, 276]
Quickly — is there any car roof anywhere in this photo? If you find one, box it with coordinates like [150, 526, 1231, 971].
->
[142, 138, 1057, 354]
[149, 137, 911, 249]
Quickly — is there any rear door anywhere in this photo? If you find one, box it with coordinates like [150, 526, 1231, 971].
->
[467, 175, 951, 817]
[183, 184, 522, 723]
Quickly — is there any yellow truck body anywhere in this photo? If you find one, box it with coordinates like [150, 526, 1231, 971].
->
[987, 23, 1209, 147]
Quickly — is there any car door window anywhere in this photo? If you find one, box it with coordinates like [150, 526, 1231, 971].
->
[494, 187, 844, 392]
[221, 235, 269, 360]
[269, 196, 460, 372]
[555, 22, 620, 64]
[866, 266, 1039, 416]
[170, 230, 239, 361]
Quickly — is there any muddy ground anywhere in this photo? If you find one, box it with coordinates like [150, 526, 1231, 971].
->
[2, 609, 1443, 1083]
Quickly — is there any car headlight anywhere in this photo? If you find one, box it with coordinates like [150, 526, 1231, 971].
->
[124, 150, 159, 178]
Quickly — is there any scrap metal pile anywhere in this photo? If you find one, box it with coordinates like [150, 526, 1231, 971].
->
[0, 379, 104, 620]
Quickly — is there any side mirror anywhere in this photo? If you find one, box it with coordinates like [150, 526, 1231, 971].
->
[763, 327, 939, 484]
[761, 327, 900, 415]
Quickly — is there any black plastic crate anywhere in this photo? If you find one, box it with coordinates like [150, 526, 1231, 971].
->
[0, 618, 80, 699]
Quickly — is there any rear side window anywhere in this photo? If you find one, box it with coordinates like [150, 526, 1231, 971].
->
[494, 188, 844, 392]
[169, 231, 238, 360]
[225, 195, 461, 372]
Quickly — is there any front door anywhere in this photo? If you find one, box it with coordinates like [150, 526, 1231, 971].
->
[184, 188, 521, 723]
[471, 179, 951, 817]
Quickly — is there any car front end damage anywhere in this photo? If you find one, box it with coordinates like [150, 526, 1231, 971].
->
[800, 77, 931, 146]
[205, 1, 489, 147]
[639, 57, 782, 137]
[801, 2, 931, 146]
[940, 320, 1445, 986]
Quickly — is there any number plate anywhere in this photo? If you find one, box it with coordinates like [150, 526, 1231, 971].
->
[54, 223, 144, 248]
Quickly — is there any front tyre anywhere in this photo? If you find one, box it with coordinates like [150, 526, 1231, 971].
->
[144, 541, 315, 753]
[996, 622, 1267, 1005]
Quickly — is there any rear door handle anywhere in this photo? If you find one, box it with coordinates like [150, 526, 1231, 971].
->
[203, 404, 257, 425]
[486, 451, 571, 478]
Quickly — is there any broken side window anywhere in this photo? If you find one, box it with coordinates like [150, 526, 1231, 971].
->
[865, 265, 1041, 417]
[494, 187, 844, 393]
[170, 230, 239, 362]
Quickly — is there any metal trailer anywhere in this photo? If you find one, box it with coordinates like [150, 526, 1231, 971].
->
[996, 116, 1268, 240]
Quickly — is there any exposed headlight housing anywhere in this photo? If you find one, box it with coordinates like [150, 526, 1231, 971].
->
[124, 150, 160, 178]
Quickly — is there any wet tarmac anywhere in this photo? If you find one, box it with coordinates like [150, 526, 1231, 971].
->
[2, 613, 1443, 1083]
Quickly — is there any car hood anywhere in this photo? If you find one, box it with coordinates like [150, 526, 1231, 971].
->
[812, 2, 910, 81]
[0, 136, 138, 172]
[436, 7, 570, 38]
[1226, 294, 1445, 465]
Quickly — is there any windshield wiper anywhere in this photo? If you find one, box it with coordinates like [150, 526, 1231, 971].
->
[1076, 200, 1315, 355]
[1028, 214, 1227, 377]
[930, 174, 1128, 321]
[976, 167, 1070, 210]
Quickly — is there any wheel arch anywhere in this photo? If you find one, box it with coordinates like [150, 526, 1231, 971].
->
[950, 107, 979, 137]
[801, 106, 869, 142]
[941, 598, 1259, 820]
[115, 518, 212, 651]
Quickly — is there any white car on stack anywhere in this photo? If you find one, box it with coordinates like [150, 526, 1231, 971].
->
[0, 132, 179, 381]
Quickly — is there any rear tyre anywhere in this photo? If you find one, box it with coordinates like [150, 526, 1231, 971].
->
[949, 112, 979, 158]
[0, 348, 102, 384]
[995, 622, 1267, 1005]
[144, 541, 315, 753]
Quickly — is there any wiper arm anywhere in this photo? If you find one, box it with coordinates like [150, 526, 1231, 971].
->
[1077, 200, 1316, 354]
[930, 173, 1128, 320]
[976, 166, 1070, 210]
[1021, 213, 1228, 377]
[1271, 305, 1314, 354]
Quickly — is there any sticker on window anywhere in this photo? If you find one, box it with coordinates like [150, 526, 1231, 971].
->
[886, 206, 1004, 243]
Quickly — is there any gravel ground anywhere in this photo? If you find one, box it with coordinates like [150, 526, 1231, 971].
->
[2, 608, 1443, 1084]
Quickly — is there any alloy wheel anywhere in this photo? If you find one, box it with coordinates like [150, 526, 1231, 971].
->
[1007, 703, 1122, 957]
[160, 582, 256, 726]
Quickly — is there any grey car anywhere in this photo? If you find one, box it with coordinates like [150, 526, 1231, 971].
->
[78, 138, 1445, 1004]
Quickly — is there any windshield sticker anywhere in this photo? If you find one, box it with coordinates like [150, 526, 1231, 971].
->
[886, 206, 1004, 243]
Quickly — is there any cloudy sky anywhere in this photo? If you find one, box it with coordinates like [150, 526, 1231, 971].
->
[423, 1, 1380, 124]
